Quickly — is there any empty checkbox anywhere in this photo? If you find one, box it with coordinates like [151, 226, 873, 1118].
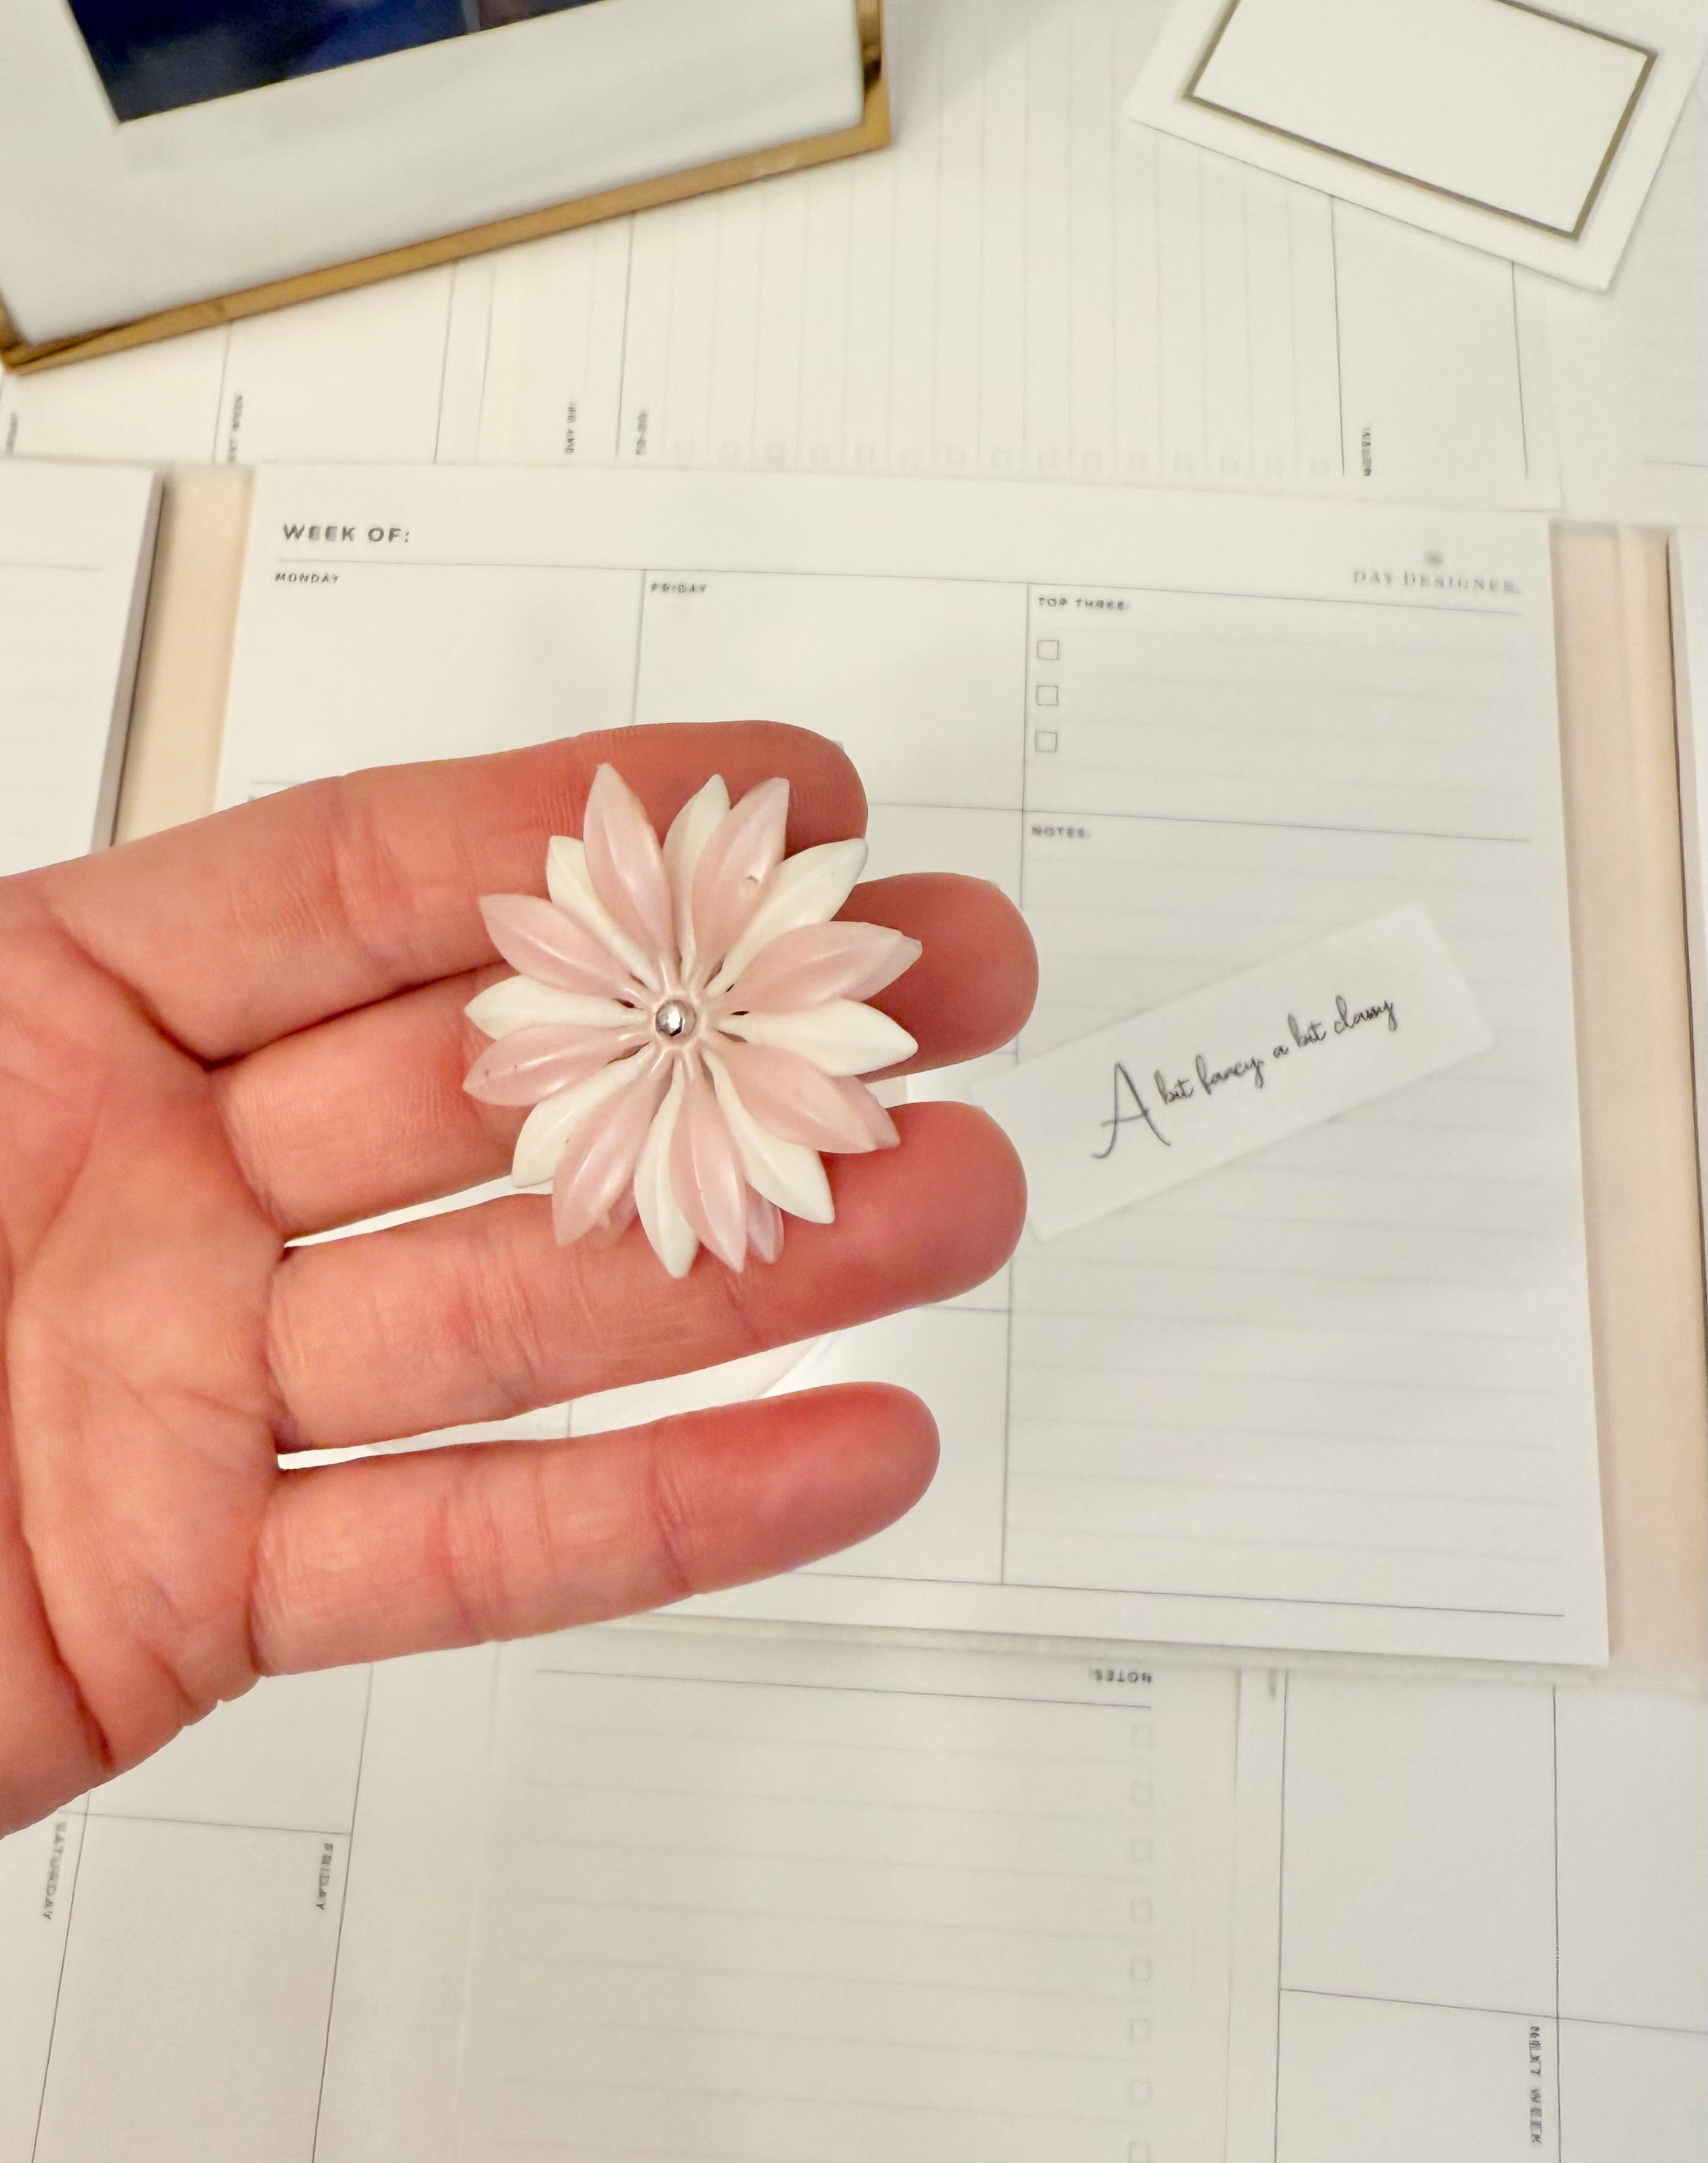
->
[1036, 637, 1060, 660]
[1033, 728, 1059, 753]
[1036, 683, 1059, 706]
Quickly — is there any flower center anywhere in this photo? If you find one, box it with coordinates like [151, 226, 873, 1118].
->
[653, 996, 695, 1042]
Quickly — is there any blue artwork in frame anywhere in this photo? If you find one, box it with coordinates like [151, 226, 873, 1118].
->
[66, 0, 607, 121]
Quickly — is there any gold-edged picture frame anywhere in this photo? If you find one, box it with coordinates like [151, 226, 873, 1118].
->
[2, 0, 886, 375]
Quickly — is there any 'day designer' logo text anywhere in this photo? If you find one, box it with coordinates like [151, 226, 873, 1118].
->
[1352, 547, 1520, 598]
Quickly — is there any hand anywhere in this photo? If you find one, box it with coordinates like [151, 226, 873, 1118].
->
[0, 723, 1033, 1834]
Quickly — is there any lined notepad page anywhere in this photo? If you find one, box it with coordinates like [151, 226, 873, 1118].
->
[0, 1635, 1240, 2163]
[6, 1643, 1697, 2162]
[1, 0, 1548, 508]
[451, 1632, 1236, 2163]
[1227, 1671, 1708, 2163]
[215, 465, 1603, 1664]
[0, 461, 157, 876]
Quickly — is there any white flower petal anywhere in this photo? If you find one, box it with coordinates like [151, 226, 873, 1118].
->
[545, 835, 659, 988]
[707, 1056, 834, 1222]
[512, 1051, 654, 1189]
[712, 838, 869, 991]
[720, 998, 916, 1077]
[466, 976, 638, 1040]
[663, 776, 730, 972]
[634, 1067, 699, 1278]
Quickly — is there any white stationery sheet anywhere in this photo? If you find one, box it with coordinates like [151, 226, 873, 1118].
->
[0, 1634, 1243, 2163]
[1227, 1671, 1708, 2163]
[0, 1663, 373, 2163]
[1128, 0, 1708, 289]
[0, 460, 158, 877]
[976, 905, 1494, 1237]
[1189, 0, 1648, 235]
[1540, 65, 1708, 525]
[4, 1642, 1700, 2162]
[1, 0, 1552, 509]
[452, 1632, 1237, 2163]
[216, 464, 1605, 1666]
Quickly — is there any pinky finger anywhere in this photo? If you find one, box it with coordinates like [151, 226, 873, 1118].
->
[248, 1386, 937, 1674]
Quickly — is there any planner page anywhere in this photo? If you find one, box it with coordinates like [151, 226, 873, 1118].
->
[1225, 1671, 1707, 2163]
[0, 0, 1550, 510]
[0, 460, 158, 876]
[0, 1662, 375, 2163]
[215, 465, 1604, 1666]
[449, 1631, 1237, 2163]
[0, 1633, 1241, 2163]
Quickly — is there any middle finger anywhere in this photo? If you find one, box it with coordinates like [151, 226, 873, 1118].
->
[217, 873, 1035, 1238]
[267, 1102, 1024, 1450]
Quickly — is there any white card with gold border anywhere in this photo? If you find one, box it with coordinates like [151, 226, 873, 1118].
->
[1126, 0, 1707, 288]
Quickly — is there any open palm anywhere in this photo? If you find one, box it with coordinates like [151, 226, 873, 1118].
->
[0, 723, 1032, 1834]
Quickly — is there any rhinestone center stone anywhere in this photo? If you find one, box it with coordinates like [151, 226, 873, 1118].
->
[654, 996, 694, 1041]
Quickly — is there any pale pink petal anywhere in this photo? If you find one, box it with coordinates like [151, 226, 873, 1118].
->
[705, 1055, 835, 1222]
[726, 922, 923, 1014]
[826, 1075, 899, 1149]
[551, 1059, 670, 1247]
[545, 836, 657, 987]
[478, 893, 641, 999]
[463, 1024, 644, 1107]
[712, 838, 868, 988]
[581, 764, 676, 961]
[721, 998, 917, 1075]
[745, 1190, 785, 1264]
[669, 1067, 750, 1270]
[513, 1051, 652, 1188]
[713, 1037, 897, 1153]
[662, 776, 731, 968]
[584, 1189, 639, 1250]
[834, 1068, 904, 1142]
[635, 1071, 699, 1278]
[689, 776, 790, 976]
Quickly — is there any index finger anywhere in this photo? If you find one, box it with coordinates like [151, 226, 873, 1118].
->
[33, 723, 867, 1061]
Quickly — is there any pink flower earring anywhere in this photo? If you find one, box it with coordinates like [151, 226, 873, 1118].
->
[463, 766, 921, 1277]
